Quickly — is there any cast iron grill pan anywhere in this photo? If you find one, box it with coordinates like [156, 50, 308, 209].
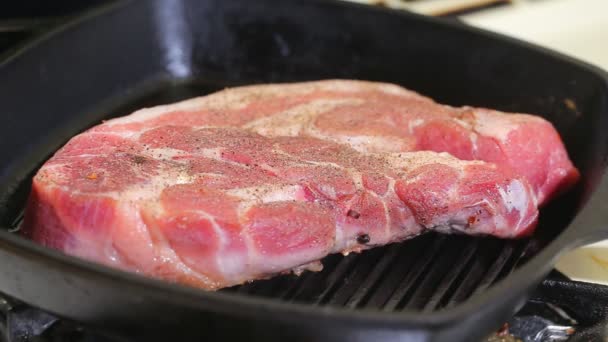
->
[0, 1, 607, 341]
[226, 235, 532, 311]
[0, 80, 577, 312]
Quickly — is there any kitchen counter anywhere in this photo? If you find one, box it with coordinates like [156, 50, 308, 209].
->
[462, 0, 608, 71]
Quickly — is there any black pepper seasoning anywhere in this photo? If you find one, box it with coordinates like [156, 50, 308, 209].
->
[357, 234, 370, 244]
[347, 209, 361, 219]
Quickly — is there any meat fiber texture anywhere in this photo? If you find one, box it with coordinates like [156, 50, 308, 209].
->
[22, 80, 578, 290]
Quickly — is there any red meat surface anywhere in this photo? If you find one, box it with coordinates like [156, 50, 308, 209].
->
[22, 80, 576, 290]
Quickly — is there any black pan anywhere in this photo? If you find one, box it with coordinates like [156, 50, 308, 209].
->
[0, 0, 607, 341]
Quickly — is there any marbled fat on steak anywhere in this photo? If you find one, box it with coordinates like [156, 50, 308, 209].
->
[22, 80, 576, 290]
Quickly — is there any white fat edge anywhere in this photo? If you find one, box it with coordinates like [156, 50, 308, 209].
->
[128, 157, 192, 187]
[103, 97, 209, 126]
[102, 86, 274, 127]
[195, 147, 260, 172]
[445, 171, 460, 201]
[51, 172, 181, 202]
[497, 179, 530, 212]
[43, 149, 192, 190]
[333, 223, 346, 253]
[408, 118, 425, 134]
[144, 144, 250, 169]
[313, 79, 422, 99]
[287, 79, 433, 106]
[96, 124, 225, 141]
[373, 82, 436, 102]
[226, 184, 304, 204]
[77, 200, 135, 264]
[291, 261, 323, 275]
[200, 88, 259, 111]
[298, 159, 344, 170]
[118, 170, 193, 203]
[87, 130, 141, 139]
[323, 134, 410, 154]
[258, 184, 305, 202]
[244, 98, 361, 137]
[469, 109, 527, 143]
[454, 199, 495, 233]
[262, 79, 405, 95]
[197, 147, 224, 160]
[548, 149, 570, 180]
[469, 132, 479, 156]
[382, 151, 486, 172]
[349, 170, 364, 190]
[202, 80, 363, 108]
[452, 117, 473, 130]
[426, 208, 474, 234]
[491, 214, 509, 237]
[374, 190, 392, 243]
[244, 113, 308, 137]
[178, 80, 344, 118]
[65, 236, 125, 269]
[110, 202, 158, 270]
[218, 81, 320, 98]
[212, 80, 383, 107]
[317, 184, 337, 200]
[497, 179, 535, 229]
[418, 198, 507, 234]
[37, 162, 71, 172]
[195, 146, 260, 168]
[318, 80, 369, 92]
[53, 153, 109, 159]
[182, 207, 231, 279]
[376, 83, 419, 97]
[101, 79, 418, 128]
[302, 79, 380, 93]
[143, 147, 189, 160]
[100, 89, 249, 127]
[254, 162, 280, 177]
[272, 147, 345, 170]
[393, 214, 421, 240]
[385, 177, 397, 199]
[465, 198, 503, 232]
[432, 224, 455, 234]
[56, 147, 188, 165]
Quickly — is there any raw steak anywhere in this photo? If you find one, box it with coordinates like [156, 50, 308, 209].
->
[95, 80, 577, 204]
[22, 80, 576, 290]
[23, 127, 537, 290]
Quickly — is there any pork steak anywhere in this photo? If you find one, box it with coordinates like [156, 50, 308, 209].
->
[94, 80, 579, 205]
[22, 80, 575, 290]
